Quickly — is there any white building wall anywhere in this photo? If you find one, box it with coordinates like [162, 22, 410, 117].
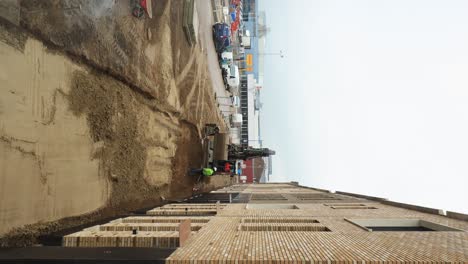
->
[247, 74, 260, 148]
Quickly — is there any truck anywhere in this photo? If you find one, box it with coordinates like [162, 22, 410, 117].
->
[221, 64, 240, 93]
[230, 113, 243, 128]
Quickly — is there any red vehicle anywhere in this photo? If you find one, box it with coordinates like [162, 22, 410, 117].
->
[131, 0, 153, 19]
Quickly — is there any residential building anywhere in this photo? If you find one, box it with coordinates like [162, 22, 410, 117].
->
[63, 183, 468, 263]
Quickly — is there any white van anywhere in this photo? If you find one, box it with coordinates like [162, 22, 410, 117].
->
[230, 113, 243, 128]
[221, 51, 233, 63]
[222, 64, 239, 93]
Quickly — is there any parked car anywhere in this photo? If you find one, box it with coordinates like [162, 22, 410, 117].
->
[212, 23, 231, 53]
[231, 96, 240, 107]
[221, 67, 228, 85]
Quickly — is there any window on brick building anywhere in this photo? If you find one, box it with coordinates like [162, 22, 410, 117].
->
[251, 194, 287, 200]
[346, 219, 463, 232]
[239, 224, 331, 231]
[294, 193, 341, 200]
[324, 204, 377, 209]
[240, 218, 330, 231]
[246, 204, 299, 209]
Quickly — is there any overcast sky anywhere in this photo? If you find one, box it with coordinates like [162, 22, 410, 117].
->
[259, 0, 468, 214]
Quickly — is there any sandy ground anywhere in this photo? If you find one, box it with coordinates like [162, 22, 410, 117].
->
[0, 35, 109, 238]
[0, 0, 233, 246]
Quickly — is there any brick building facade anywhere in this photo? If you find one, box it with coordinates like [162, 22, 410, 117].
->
[64, 183, 468, 263]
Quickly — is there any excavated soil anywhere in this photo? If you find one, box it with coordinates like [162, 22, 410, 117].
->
[68, 71, 154, 206]
[170, 123, 204, 198]
[0, 0, 231, 247]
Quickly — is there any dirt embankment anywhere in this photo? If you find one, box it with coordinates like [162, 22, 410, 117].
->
[0, 0, 230, 247]
[0, 62, 199, 246]
[0, 23, 109, 245]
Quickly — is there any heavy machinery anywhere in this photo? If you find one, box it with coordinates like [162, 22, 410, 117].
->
[201, 124, 275, 174]
[204, 123, 220, 136]
[227, 144, 275, 160]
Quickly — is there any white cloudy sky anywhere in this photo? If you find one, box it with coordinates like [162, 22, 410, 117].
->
[259, 0, 468, 214]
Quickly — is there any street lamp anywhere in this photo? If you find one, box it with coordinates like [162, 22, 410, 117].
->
[258, 50, 284, 58]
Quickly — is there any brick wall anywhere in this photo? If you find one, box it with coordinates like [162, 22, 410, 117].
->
[167, 183, 468, 263]
[62, 183, 468, 263]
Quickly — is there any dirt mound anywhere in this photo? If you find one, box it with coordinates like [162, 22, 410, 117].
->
[68, 70, 158, 206]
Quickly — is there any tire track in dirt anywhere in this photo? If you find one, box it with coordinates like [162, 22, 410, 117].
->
[175, 48, 198, 86]
[102, 32, 129, 66]
[180, 65, 203, 112]
[119, 16, 140, 47]
[178, 61, 214, 132]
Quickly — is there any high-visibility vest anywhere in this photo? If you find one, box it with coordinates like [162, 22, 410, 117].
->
[202, 168, 214, 176]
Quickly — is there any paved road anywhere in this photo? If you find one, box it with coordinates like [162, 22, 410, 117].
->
[195, 0, 230, 102]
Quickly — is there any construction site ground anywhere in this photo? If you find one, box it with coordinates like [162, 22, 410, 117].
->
[0, 0, 233, 246]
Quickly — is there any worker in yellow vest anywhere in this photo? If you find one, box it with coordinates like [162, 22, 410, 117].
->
[189, 167, 217, 176]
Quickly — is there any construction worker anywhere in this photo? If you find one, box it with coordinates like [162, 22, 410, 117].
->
[211, 160, 233, 172]
[189, 167, 217, 176]
[224, 162, 231, 173]
[203, 167, 216, 176]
